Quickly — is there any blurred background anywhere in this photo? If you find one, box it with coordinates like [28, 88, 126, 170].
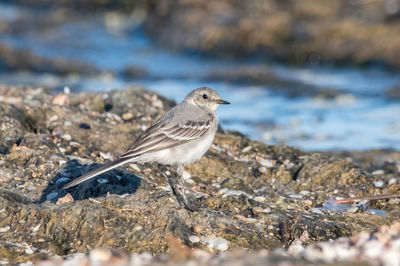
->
[1, 0, 400, 151]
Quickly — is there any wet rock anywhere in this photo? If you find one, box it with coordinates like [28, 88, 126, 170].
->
[386, 85, 400, 100]
[0, 44, 99, 76]
[201, 66, 318, 97]
[6, 1, 400, 70]
[0, 84, 399, 265]
[144, 0, 400, 69]
[11, 0, 145, 12]
[123, 65, 150, 79]
[313, 88, 345, 100]
[330, 149, 400, 175]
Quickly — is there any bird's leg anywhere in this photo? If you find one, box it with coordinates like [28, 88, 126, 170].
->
[176, 164, 184, 178]
[167, 165, 200, 211]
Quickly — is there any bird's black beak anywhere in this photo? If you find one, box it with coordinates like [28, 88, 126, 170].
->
[216, 99, 230, 104]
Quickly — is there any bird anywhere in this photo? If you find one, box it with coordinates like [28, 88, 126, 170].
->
[62, 87, 230, 210]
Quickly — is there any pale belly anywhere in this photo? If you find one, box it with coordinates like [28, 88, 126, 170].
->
[135, 130, 216, 166]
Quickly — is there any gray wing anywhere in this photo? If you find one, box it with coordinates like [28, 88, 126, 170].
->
[62, 109, 214, 189]
[120, 114, 214, 159]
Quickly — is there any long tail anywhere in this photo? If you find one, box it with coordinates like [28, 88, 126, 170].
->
[62, 157, 134, 189]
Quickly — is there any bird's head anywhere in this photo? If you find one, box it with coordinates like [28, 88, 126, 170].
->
[185, 87, 230, 111]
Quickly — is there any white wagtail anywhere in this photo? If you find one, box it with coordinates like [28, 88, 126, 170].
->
[62, 87, 230, 210]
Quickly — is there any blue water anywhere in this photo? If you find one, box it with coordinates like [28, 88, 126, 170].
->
[1, 4, 400, 151]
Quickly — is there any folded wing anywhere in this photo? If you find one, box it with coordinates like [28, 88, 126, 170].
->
[120, 117, 213, 159]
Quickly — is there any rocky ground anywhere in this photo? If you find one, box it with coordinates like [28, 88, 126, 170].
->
[1, 85, 400, 265]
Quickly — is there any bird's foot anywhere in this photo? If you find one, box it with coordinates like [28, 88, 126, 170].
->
[167, 175, 205, 212]
[177, 193, 203, 212]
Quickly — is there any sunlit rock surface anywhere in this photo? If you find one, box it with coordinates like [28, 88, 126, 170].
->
[1, 85, 400, 265]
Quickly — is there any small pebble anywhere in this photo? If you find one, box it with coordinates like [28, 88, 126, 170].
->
[48, 114, 58, 122]
[158, 186, 170, 192]
[189, 235, 200, 243]
[253, 196, 266, 202]
[258, 166, 267, 174]
[143, 168, 151, 175]
[234, 215, 258, 223]
[56, 177, 70, 184]
[299, 190, 310, 195]
[25, 247, 34, 254]
[69, 141, 81, 147]
[0, 226, 10, 233]
[56, 193, 74, 205]
[241, 146, 252, 153]
[122, 112, 134, 120]
[259, 159, 275, 168]
[185, 178, 195, 185]
[311, 208, 324, 215]
[97, 178, 109, 184]
[253, 206, 271, 213]
[346, 206, 359, 213]
[32, 224, 40, 233]
[373, 180, 384, 188]
[100, 152, 113, 160]
[46, 192, 58, 201]
[61, 134, 72, 141]
[88, 198, 101, 204]
[129, 163, 141, 173]
[303, 200, 313, 206]
[289, 194, 303, 199]
[134, 225, 143, 231]
[214, 237, 229, 251]
[193, 225, 203, 233]
[372, 169, 384, 175]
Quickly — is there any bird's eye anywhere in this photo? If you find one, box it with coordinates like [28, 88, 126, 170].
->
[202, 94, 208, 99]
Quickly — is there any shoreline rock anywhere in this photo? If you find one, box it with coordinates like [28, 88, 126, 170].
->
[144, 0, 400, 69]
[0, 84, 399, 265]
[3, 1, 400, 70]
[0, 44, 99, 76]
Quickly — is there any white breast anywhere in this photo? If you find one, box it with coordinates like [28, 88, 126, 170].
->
[136, 124, 217, 166]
